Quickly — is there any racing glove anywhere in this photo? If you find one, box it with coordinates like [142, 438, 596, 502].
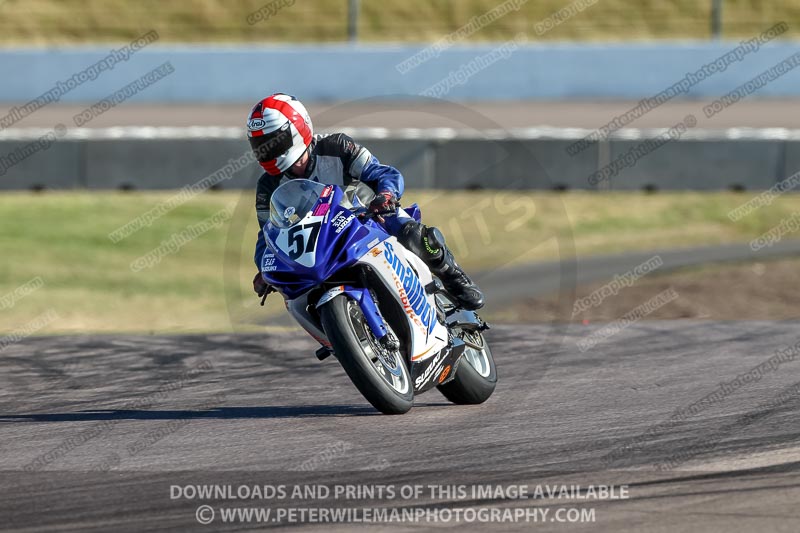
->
[253, 271, 269, 296]
[369, 191, 398, 215]
[253, 272, 275, 305]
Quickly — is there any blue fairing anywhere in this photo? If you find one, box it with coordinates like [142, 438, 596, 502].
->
[404, 203, 422, 223]
[260, 185, 390, 300]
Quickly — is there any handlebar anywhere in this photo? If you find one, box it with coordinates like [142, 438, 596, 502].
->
[356, 208, 397, 220]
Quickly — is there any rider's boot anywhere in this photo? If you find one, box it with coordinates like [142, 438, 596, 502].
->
[399, 221, 485, 310]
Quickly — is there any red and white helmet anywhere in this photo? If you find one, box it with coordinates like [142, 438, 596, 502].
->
[246, 93, 313, 175]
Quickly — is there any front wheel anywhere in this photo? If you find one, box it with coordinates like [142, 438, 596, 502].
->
[437, 329, 497, 404]
[319, 295, 413, 414]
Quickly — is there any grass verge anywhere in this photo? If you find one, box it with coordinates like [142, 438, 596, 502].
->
[1, 190, 798, 333]
[0, 0, 798, 45]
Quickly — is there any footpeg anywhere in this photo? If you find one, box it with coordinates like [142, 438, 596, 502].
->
[315, 346, 334, 361]
[425, 279, 444, 294]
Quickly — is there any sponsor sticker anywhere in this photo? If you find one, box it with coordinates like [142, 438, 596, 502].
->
[331, 212, 355, 234]
[384, 241, 437, 335]
[247, 118, 267, 131]
[415, 351, 445, 388]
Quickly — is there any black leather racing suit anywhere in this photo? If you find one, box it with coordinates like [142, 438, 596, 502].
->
[253, 132, 485, 310]
[253, 133, 402, 266]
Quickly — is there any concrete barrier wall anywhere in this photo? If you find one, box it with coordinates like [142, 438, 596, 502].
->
[607, 140, 784, 190]
[2, 41, 800, 103]
[83, 139, 261, 190]
[0, 140, 83, 189]
[434, 139, 600, 190]
[0, 129, 797, 191]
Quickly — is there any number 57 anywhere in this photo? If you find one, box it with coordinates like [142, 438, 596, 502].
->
[286, 222, 321, 260]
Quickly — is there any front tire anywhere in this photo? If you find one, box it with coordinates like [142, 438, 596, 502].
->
[319, 295, 413, 414]
[437, 330, 497, 404]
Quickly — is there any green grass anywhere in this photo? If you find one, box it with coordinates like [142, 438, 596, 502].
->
[2, 189, 800, 334]
[0, 0, 798, 45]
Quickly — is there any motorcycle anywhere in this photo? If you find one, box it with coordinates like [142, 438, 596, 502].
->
[260, 179, 497, 414]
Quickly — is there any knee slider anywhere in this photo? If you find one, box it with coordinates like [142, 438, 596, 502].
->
[399, 221, 444, 260]
[426, 226, 446, 251]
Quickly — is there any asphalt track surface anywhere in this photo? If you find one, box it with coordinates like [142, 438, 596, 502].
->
[6, 100, 800, 129]
[1, 320, 800, 532]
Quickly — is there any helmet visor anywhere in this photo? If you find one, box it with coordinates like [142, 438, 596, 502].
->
[249, 121, 294, 162]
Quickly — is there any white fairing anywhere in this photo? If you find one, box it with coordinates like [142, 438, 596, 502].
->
[284, 237, 448, 362]
[358, 238, 449, 362]
[286, 291, 331, 348]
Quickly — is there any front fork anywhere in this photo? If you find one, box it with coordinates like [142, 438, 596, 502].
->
[317, 285, 397, 348]
[317, 280, 489, 359]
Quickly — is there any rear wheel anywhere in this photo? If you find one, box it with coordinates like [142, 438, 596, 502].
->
[319, 295, 413, 414]
[437, 329, 497, 404]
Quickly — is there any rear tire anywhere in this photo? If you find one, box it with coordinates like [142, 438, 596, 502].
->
[437, 330, 497, 405]
[319, 295, 413, 415]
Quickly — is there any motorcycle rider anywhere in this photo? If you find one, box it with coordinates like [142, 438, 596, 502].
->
[248, 93, 484, 310]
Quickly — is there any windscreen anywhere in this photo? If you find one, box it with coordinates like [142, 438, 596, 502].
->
[269, 179, 327, 228]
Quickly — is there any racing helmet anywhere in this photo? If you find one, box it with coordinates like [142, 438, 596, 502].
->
[247, 93, 313, 175]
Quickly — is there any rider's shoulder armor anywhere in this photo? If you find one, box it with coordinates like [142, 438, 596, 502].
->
[309, 133, 372, 182]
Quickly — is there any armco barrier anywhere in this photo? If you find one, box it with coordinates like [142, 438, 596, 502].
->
[0, 127, 798, 191]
